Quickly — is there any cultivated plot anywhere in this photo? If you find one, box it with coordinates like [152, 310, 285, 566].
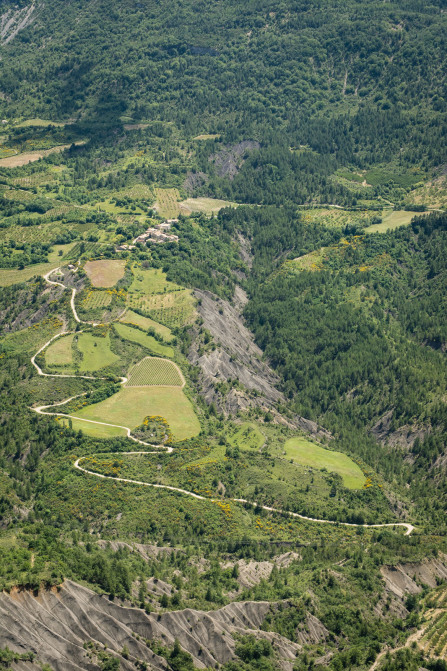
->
[113, 323, 174, 358]
[120, 309, 173, 342]
[82, 291, 113, 310]
[75, 386, 200, 441]
[126, 357, 183, 387]
[84, 259, 126, 287]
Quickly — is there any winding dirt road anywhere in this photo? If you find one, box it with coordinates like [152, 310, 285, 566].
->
[31, 267, 415, 537]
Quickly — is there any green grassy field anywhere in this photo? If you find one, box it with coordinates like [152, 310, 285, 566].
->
[228, 422, 265, 451]
[365, 210, 428, 233]
[126, 357, 183, 386]
[77, 331, 119, 372]
[56, 416, 128, 438]
[15, 118, 67, 128]
[120, 309, 174, 342]
[45, 334, 74, 368]
[128, 265, 180, 296]
[283, 437, 365, 489]
[95, 198, 146, 217]
[74, 386, 200, 441]
[113, 322, 174, 357]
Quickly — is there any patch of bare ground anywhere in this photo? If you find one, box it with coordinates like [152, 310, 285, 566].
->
[183, 170, 209, 194]
[188, 289, 284, 414]
[0, 580, 302, 671]
[209, 140, 260, 179]
[296, 612, 330, 646]
[96, 539, 174, 560]
[237, 232, 254, 268]
[188, 289, 332, 440]
[375, 555, 447, 619]
[222, 552, 301, 596]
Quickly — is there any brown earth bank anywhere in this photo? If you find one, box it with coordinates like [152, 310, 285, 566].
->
[0, 580, 303, 671]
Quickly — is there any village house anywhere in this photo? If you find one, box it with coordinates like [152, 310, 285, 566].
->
[132, 220, 179, 245]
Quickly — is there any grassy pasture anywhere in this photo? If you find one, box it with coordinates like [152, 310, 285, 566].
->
[56, 416, 128, 439]
[120, 309, 173, 342]
[128, 265, 178, 296]
[283, 437, 365, 489]
[96, 198, 146, 217]
[77, 331, 119, 372]
[75, 386, 200, 441]
[45, 334, 74, 368]
[126, 357, 183, 387]
[15, 119, 67, 128]
[113, 322, 174, 357]
[84, 259, 126, 287]
[364, 210, 416, 233]
[228, 422, 265, 451]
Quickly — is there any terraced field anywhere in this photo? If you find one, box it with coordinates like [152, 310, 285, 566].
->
[120, 309, 173, 342]
[420, 588, 447, 660]
[113, 322, 174, 358]
[126, 357, 184, 387]
[82, 291, 113, 310]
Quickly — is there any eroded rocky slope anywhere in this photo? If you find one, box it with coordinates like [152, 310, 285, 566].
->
[0, 580, 302, 671]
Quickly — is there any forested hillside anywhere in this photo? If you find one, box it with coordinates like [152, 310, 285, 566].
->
[0, 1, 446, 670]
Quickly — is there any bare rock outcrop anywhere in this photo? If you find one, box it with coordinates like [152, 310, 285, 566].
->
[209, 141, 260, 179]
[0, 580, 302, 671]
[371, 410, 431, 450]
[1, 3, 37, 45]
[296, 612, 330, 646]
[189, 289, 283, 413]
